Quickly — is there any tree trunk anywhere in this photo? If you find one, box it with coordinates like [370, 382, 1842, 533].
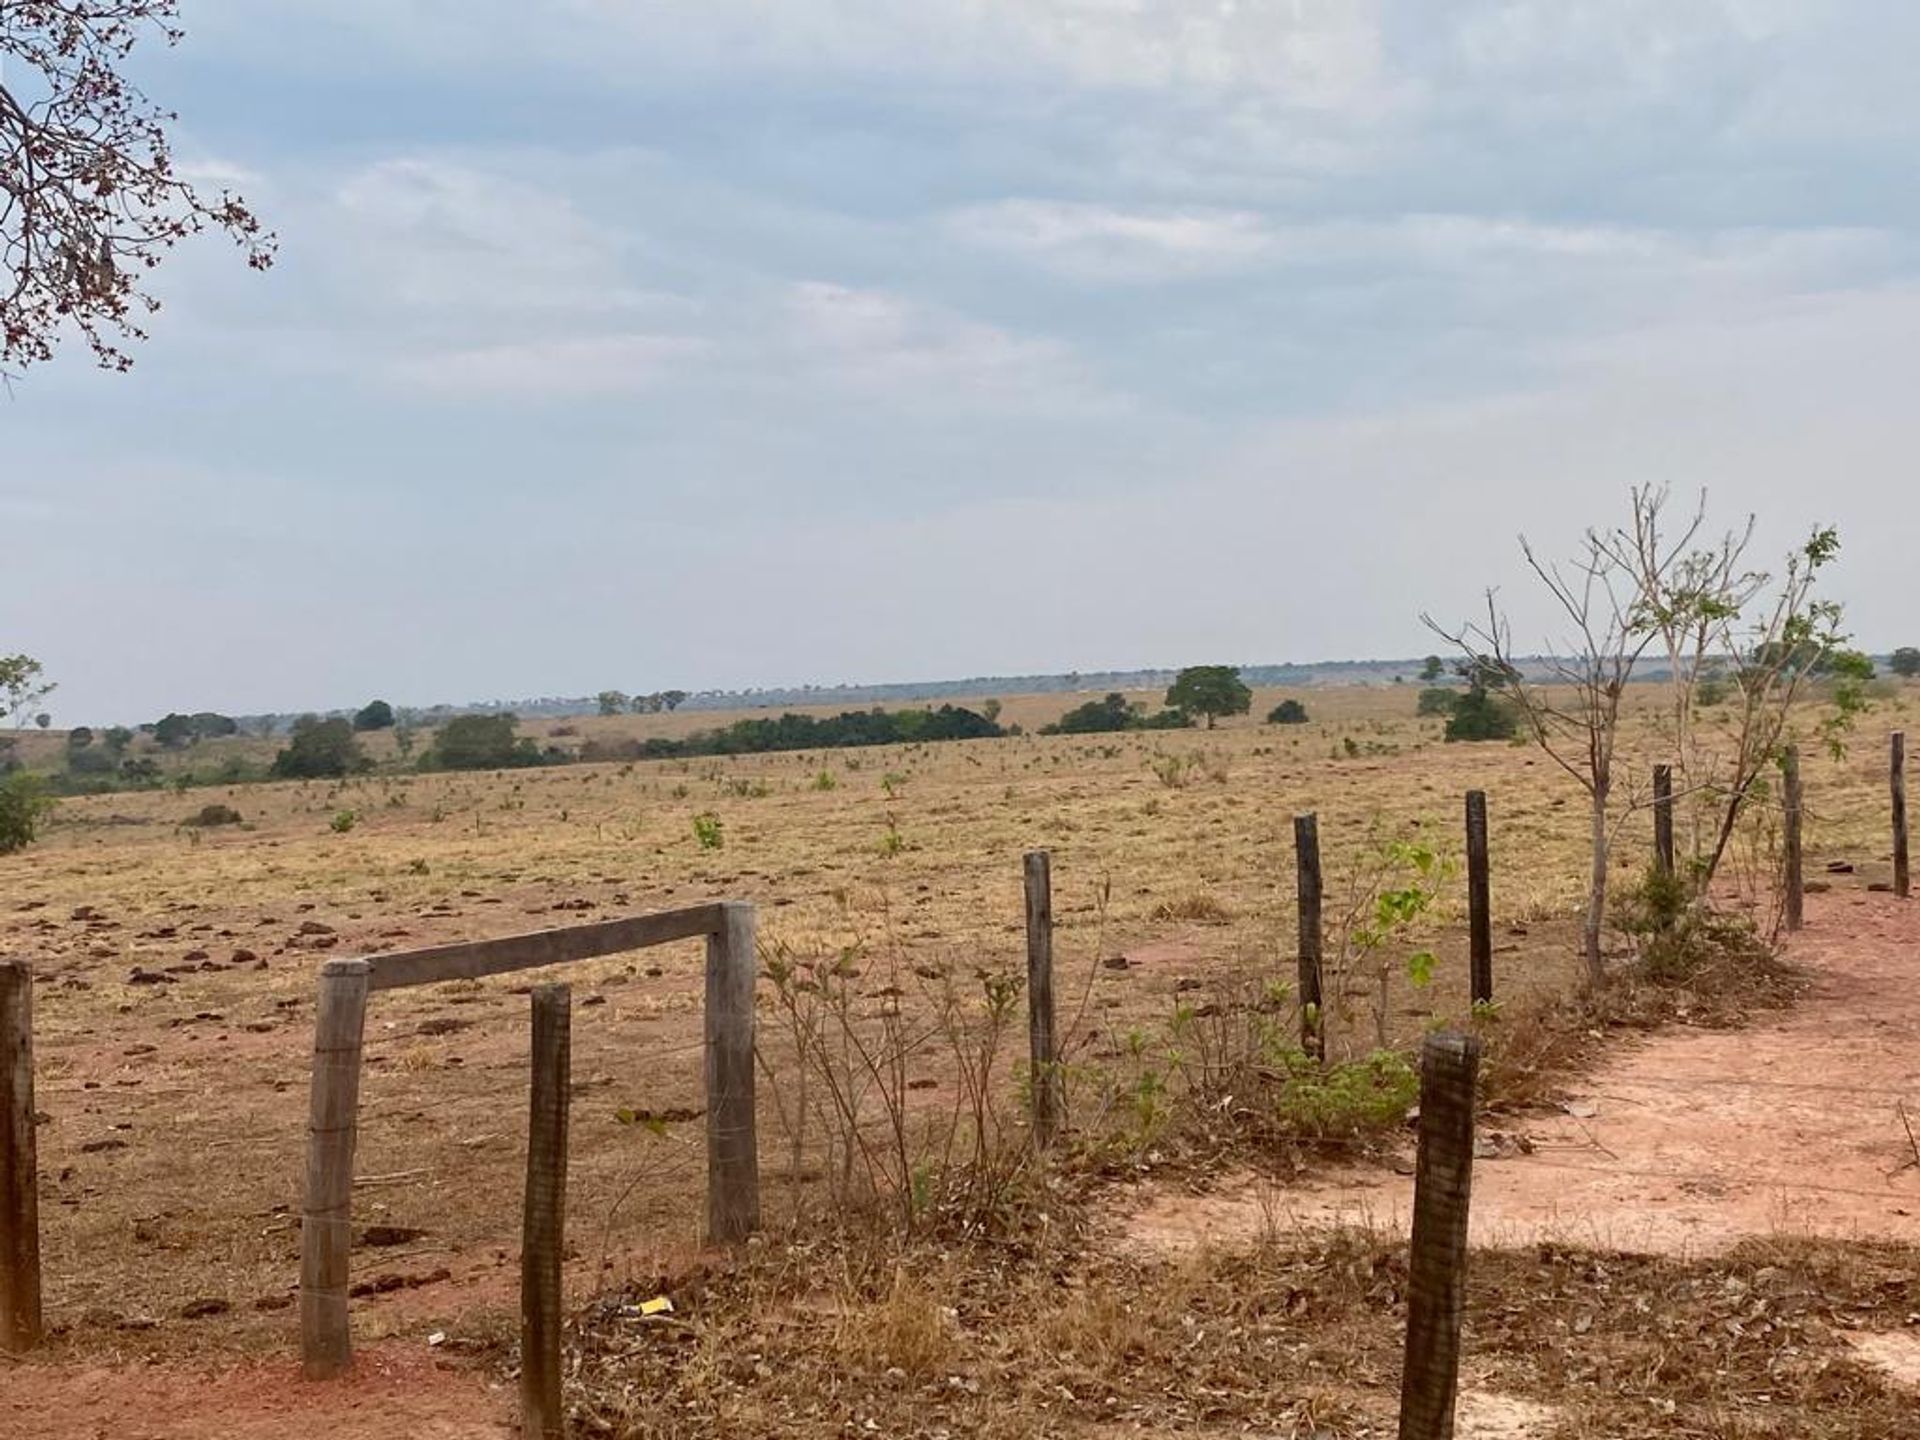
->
[1583, 782, 1608, 987]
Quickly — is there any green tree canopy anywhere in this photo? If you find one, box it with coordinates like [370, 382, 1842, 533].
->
[596, 690, 629, 717]
[1165, 665, 1252, 729]
[151, 712, 195, 748]
[1419, 655, 1445, 682]
[271, 716, 367, 779]
[426, 713, 540, 771]
[1892, 647, 1920, 679]
[1442, 685, 1519, 743]
[352, 699, 396, 732]
[1267, 699, 1310, 725]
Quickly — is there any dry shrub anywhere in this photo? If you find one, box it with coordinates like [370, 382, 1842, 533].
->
[1149, 890, 1233, 923]
[834, 1265, 959, 1379]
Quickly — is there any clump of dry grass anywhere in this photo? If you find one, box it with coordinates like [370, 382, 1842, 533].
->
[1148, 890, 1233, 923]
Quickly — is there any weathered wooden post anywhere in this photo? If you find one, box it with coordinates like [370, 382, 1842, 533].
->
[1397, 1031, 1482, 1440]
[1652, 763, 1675, 879]
[1464, 791, 1493, 1008]
[522, 984, 571, 1440]
[1024, 850, 1063, 1148]
[704, 901, 760, 1244]
[1294, 814, 1325, 1061]
[1894, 731, 1910, 900]
[1783, 746, 1804, 934]
[302, 957, 371, 1378]
[1, 960, 42, 1354]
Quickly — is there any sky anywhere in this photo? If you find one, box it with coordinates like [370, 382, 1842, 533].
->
[5, 1, 1920, 723]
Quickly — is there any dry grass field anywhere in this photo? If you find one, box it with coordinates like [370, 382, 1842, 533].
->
[4, 680, 1919, 1436]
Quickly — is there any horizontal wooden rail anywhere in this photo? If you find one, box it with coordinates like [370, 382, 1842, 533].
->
[364, 903, 725, 992]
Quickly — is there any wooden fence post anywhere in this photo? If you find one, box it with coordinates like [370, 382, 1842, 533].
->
[1894, 731, 1910, 900]
[522, 984, 571, 1440]
[1294, 814, 1324, 1061]
[1, 961, 41, 1354]
[705, 902, 760, 1245]
[1397, 1031, 1482, 1440]
[1464, 792, 1493, 1008]
[1652, 764, 1675, 879]
[301, 958, 370, 1378]
[1783, 746, 1804, 934]
[1024, 850, 1062, 1148]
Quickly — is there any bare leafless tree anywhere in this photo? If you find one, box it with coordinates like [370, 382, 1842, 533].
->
[3, 2, 271, 374]
[1425, 495, 1670, 985]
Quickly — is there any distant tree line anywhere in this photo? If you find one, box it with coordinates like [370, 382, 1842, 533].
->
[582, 704, 1006, 761]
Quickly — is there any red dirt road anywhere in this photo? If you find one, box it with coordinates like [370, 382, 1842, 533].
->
[1125, 889, 1920, 1257]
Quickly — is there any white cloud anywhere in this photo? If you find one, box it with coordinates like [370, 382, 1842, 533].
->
[329, 158, 658, 316]
[241, 0, 1397, 107]
[782, 281, 1107, 412]
[388, 333, 709, 398]
[946, 200, 1275, 281]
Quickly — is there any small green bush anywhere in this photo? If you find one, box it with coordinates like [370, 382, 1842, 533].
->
[692, 812, 724, 850]
[0, 773, 54, 854]
[1267, 699, 1309, 725]
[1442, 686, 1519, 742]
[330, 809, 358, 834]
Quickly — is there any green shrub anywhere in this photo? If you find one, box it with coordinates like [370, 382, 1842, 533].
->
[1271, 1048, 1419, 1137]
[692, 812, 724, 850]
[1442, 686, 1518, 742]
[1267, 699, 1309, 724]
[0, 773, 54, 854]
[330, 809, 357, 834]
[272, 716, 367, 779]
[424, 713, 541, 771]
[1415, 686, 1457, 717]
[1044, 692, 1191, 735]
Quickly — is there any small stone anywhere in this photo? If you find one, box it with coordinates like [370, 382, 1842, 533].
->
[178, 1297, 231, 1319]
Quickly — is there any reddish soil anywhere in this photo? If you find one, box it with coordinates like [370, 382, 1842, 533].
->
[11, 889, 1915, 1437]
[1122, 888, 1920, 1258]
[1, 1342, 512, 1439]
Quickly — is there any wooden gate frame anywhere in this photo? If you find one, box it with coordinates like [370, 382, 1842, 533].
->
[300, 900, 758, 1379]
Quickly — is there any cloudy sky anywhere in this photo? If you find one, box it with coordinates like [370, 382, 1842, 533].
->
[7, 1, 1919, 722]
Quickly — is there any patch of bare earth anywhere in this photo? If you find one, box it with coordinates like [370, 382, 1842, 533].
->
[1118, 890, 1920, 1260]
[0, 1342, 512, 1440]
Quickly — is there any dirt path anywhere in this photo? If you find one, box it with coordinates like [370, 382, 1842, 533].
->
[1, 1342, 512, 1440]
[1123, 888, 1920, 1258]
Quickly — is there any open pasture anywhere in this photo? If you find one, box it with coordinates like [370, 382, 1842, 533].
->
[1, 683, 1912, 1361]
